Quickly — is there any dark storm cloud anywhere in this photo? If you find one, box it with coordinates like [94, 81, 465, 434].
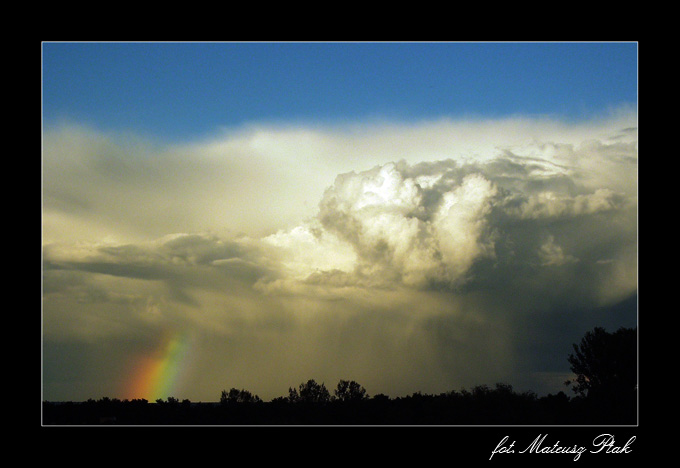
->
[251, 133, 636, 395]
[43, 234, 274, 303]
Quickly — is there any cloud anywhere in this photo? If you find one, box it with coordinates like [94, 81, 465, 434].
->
[537, 235, 578, 266]
[42, 111, 637, 242]
[42, 111, 637, 401]
[308, 162, 500, 288]
[261, 142, 635, 296]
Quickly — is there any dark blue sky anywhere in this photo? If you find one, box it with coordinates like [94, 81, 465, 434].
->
[42, 42, 637, 142]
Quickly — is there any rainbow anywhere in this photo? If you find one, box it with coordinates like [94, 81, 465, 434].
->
[126, 329, 195, 402]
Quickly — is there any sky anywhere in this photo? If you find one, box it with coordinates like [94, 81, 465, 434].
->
[42, 42, 638, 403]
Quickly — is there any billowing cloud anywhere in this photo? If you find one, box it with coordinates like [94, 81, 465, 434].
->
[261, 136, 635, 296]
[42, 111, 637, 401]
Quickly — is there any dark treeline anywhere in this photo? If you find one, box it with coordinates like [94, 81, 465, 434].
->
[42, 326, 637, 425]
[41, 382, 633, 425]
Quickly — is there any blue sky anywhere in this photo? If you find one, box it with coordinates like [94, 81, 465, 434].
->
[42, 42, 637, 142]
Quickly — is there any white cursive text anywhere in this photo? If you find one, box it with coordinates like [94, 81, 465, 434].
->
[490, 433, 635, 461]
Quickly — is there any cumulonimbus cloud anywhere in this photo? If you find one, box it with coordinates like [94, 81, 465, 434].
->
[42, 111, 637, 400]
[260, 135, 636, 299]
[42, 112, 638, 331]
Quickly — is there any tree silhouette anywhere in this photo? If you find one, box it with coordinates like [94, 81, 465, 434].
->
[43, 325, 638, 425]
[566, 326, 637, 398]
[220, 388, 262, 404]
[565, 326, 637, 424]
[334, 379, 369, 402]
[288, 379, 331, 404]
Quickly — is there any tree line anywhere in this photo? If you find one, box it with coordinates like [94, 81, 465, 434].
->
[42, 326, 637, 425]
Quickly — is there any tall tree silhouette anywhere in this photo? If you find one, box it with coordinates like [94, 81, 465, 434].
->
[334, 380, 369, 402]
[566, 326, 637, 399]
[288, 379, 331, 404]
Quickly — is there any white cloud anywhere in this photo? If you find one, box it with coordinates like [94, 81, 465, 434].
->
[262, 224, 357, 280]
[42, 110, 637, 242]
[433, 173, 498, 282]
